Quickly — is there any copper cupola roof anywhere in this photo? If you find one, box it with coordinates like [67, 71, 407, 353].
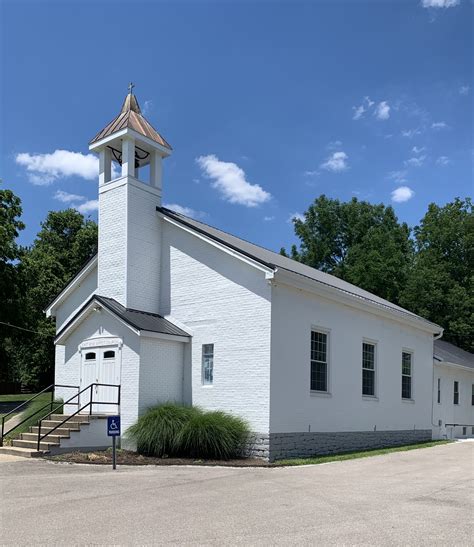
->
[89, 90, 172, 150]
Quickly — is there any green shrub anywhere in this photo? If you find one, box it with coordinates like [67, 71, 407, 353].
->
[127, 403, 250, 460]
[177, 410, 250, 460]
[127, 403, 198, 457]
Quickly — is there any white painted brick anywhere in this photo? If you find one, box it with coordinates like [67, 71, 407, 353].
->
[161, 222, 272, 433]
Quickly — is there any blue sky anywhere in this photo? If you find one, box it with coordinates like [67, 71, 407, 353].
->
[2, 0, 472, 253]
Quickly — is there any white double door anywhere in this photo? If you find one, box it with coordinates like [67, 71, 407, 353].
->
[80, 347, 120, 414]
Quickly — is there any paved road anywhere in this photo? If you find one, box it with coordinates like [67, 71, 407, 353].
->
[0, 442, 472, 545]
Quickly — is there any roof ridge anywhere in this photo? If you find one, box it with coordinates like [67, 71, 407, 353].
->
[160, 206, 283, 260]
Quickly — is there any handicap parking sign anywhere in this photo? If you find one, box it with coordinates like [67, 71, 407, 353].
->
[107, 415, 121, 436]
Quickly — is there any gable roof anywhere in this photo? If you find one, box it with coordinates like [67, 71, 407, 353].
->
[434, 339, 474, 369]
[55, 294, 189, 343]
[157, 206, 441, 331]
[89, 93, 172, 150]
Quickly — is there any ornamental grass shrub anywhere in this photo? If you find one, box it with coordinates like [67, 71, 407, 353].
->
[127, 403, 250, 459]
[177, 410, 250, 460]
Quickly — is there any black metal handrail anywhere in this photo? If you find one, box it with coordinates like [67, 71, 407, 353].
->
[36, 383, 121, 451]
[0, 384, 79, 446]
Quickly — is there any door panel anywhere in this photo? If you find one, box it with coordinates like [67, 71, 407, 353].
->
[80, 347, 120, 414]
[80, 351, 98, 412]
[97, 349, 120, 414]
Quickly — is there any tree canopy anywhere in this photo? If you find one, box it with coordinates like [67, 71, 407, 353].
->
[1, 193, 98, 388]
[282, 196, 412, 304]
[284, 195, 473, 352]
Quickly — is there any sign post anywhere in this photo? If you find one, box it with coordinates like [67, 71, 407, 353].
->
[107, 416, 121, 470]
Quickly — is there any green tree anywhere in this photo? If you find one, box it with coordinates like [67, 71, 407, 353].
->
[13, 209, 98, 388]
[282, 195, 412, 303]
[400, 198, 473, 351]
[0, 185, 25, 383]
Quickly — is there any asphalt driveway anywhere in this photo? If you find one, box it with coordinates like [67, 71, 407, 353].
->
[0, 441, 472, 545]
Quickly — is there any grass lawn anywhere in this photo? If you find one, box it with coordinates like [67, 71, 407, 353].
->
[274, 440, 452, 466]
[1, 392, 63, 441]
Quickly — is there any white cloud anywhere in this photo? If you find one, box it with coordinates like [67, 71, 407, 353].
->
[288, 212, 305, 224]
[163, 203, 205, 219]
[327, 140, 343, 150]
[459, 85, 470, 95]
[142, 100, 153, 116]
[391, 186, 415, 203]
[320, 151, 349, 172]
[412, 146, 426, 155]
[401, 128, 422, 138]
[388, 170, 408, 183]
[196, 154, 271, 207]
[436, 156, 451, 165]
[16, 150, 99, 185]
[352, 104, 366, 120]
[75, 200, 99, 214]
[431, 121, 448, 129]
[303, 170, 320, 177]
[374, 101, 390, 120]
[54, 190, 86, 203]
[421, 0, 460, 7]
[404, 155, 426, 167]
[263, 216, 275, 222]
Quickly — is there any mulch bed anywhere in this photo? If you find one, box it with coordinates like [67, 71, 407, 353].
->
[45, 449, 272, 467]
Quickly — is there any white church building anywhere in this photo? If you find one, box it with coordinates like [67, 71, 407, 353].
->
[46, 90, 462, 460]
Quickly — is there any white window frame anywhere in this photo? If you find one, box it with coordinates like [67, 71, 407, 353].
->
[401, 350, 414, 400]
[310, 328, 330, 394]
[362, 339, 377, 398]
[201, 344, 214, 386]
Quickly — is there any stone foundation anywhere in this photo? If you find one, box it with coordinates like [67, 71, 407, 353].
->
[247, 430, 432, 462]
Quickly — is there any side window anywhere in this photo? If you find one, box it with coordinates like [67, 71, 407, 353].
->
[401, 352, 412, 399]
[453, 381, 459, 405]
[104, 350, 115, 359]
[202, 344, 214, 385]
[437, 378, 441, 404]
[471, 384, 474, 406]
[362, 342, 376, 397]
[310, 331, 329, 392]
[85, 352, 96, 361]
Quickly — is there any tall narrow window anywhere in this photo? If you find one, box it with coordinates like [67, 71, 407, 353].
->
[202, 344, 214, 385]
[401, 352, 412, 399]
[453, 381, 459, 405]
[471, 384, 474, 406]
[362, 342, 376, 396]
[310, 331, 328, 392]
[437, 378, 441, 404]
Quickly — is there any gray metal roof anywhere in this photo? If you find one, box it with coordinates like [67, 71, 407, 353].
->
[158, 207, 440, 328]
[95, 296, 189, 337]
[55, 294, 189, 341]
[434, 339, 474, 369]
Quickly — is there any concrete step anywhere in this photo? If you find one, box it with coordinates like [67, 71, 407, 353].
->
[49, 414, 91, 422]
[21, 432, 66, 443]
[30, 426, 73, 436]
[39, 420, 84, 430]
[12, 439, 58, 450]
[0, 446, 45, 458]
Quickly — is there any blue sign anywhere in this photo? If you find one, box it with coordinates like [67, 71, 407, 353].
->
[107, 415, 121, 436]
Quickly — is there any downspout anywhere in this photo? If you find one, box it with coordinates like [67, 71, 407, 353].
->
[431, 330, 444, 430]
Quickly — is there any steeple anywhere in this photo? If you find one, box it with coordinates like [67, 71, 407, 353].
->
[91, 86, 170, 313]
[89, 85, 171, 153]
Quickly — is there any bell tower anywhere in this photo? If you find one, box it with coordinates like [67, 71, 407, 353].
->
[89, 84, 172, 313]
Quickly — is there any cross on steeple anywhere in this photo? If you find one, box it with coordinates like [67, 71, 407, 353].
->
[128, 82, 135, 95]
